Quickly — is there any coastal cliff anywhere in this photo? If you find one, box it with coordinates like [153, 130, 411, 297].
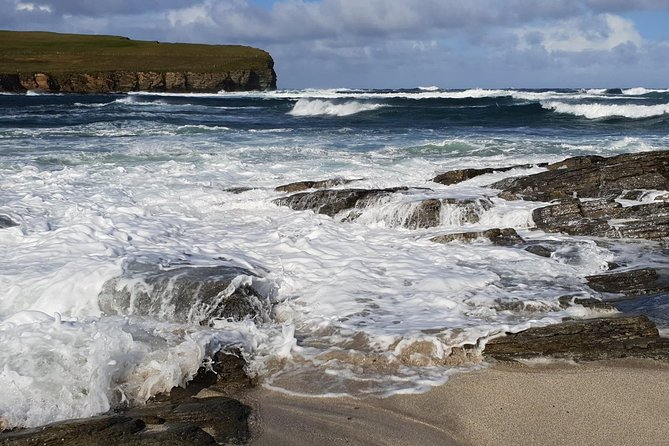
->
[0, 31, 277, 93]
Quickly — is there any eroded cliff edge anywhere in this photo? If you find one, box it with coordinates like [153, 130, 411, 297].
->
[0, 31, 277, 93]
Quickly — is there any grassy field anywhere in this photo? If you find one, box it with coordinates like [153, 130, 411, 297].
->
[0, 30, 273, 73]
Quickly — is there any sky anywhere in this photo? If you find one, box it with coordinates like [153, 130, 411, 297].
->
[2, 0, 669, 89]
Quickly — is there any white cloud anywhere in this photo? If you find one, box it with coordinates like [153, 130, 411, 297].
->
[15, 2, 52, 12]
[519, 14, 643, 53]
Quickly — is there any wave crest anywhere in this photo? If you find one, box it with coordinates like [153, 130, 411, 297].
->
[541, 101, 669, 119]
[288, 98, 386, 117]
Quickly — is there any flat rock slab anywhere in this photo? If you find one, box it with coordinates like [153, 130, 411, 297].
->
[586, 268, 669, 296]
[98, 262, 271, 325]
[0, 397, 251, 446]
[491, 151, 669, 201]
[483, 316, 669, 361]
[272, 188, 407, 217]
[430, 228, 523, 246]
[432, 163, 547, 186]
[532, 199, 669, 241]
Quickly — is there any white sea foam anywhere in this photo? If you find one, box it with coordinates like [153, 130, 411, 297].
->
[2, 89, 667, 428]
[623, 87, 669, 96]
[541, 101, 669, 119]
[288, 98, 386, 116]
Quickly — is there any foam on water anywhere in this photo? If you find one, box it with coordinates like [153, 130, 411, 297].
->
[1, 89, 668, 427]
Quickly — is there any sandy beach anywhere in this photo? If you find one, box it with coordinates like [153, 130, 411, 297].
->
[245, 359, 669, 446]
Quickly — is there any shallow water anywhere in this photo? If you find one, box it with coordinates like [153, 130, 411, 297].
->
[1, 87, 669, 427]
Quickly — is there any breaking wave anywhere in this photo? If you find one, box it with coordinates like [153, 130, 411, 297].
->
[288, 98, 387, 117]
[541, 101, 669, 119]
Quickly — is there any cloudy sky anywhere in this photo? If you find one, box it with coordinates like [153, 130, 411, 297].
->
[2, 0, 669, 88]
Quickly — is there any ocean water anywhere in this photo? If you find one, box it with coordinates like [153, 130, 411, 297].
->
[1, 87, 669, 428]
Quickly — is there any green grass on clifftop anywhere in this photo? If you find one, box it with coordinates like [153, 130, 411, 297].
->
[0, 30, 273, 73]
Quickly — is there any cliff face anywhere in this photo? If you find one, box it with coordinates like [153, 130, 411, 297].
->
[0, 67, 276, 93]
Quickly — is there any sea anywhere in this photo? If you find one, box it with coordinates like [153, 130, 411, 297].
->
[1, 87, 669, 429]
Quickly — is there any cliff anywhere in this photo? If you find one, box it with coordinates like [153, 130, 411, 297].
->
[0, 31, 277, 93]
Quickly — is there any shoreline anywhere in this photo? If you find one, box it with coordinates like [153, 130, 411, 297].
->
[243, 359, 669, 446]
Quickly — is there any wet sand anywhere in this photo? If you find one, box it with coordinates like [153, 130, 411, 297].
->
[244, 359, 669, 446]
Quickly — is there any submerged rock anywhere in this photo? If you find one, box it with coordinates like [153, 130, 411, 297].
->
[492, 151, 669, 201]
[586, 268, 669, 296]
[483, 316, 669, 361]
[430, 228, 523, 246]
[523, 244, 555, 258]
[98, 262, 272, 325]
[0, 215, 18, 229]
[275, 178, 360, 193]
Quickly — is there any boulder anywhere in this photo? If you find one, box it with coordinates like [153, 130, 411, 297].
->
[98, 262, 271, 325]
[430, 228, 523, 246]
[483, 316, 669, 361]
[492, 151, 669, 201]
[524, 244, 555, 258]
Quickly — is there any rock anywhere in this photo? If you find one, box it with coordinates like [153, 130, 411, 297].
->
[532, 199, 669, 241]
[432, 163, 548, 186]
[275, 178, 360, 193]
[2, 69, 276, 94]
[0, 215, 18, 229]
[586, 268, 669, 296]
[619, 190, 645, 200]
[492, 151, 669, 201]
[430, 228, 523, 246]
[273, 188, 494, 229]
[98, 262, 272, 325]
[483, 316, 669, 361]
[272, 188, 407, 217]
[0, 397, 251, 445]
[222, 187, 255, 194]
[524, 244, 554, 258]
[557, 295, 616, 311]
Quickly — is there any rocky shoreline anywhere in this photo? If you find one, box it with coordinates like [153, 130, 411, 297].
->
[3, 149, 669, 444]
[0, 69, 276, 94]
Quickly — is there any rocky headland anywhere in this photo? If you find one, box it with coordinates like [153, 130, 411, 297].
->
[0, 31, 276, 93]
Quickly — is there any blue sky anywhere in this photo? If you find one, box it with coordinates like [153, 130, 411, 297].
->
[2, 0, 668, 89]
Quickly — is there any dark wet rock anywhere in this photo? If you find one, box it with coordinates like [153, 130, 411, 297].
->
[586, 268, 669, 296]
[483, 315, 669, 361]
[0, 397, 251, 445]
[272, 188, 407, 217]
[430, 228, 523, 246]
[524, 244, 555, 258]
[492, 151, 669, 201]
[532, 198, 621, 237]
[98, 262, 271, 325]
[532, 199, 669, 241]
[605, 88, 624, 95]
[0, 215, 18, 228]
[275, 178, 360, 193]
[222, 187, 255, 194]
[557, 295, 616, 311]
[545, 155, 606, 171]
[432, 163, 548, 186]
[273, 188, 493, 229]
[177, 349, 255, 399]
